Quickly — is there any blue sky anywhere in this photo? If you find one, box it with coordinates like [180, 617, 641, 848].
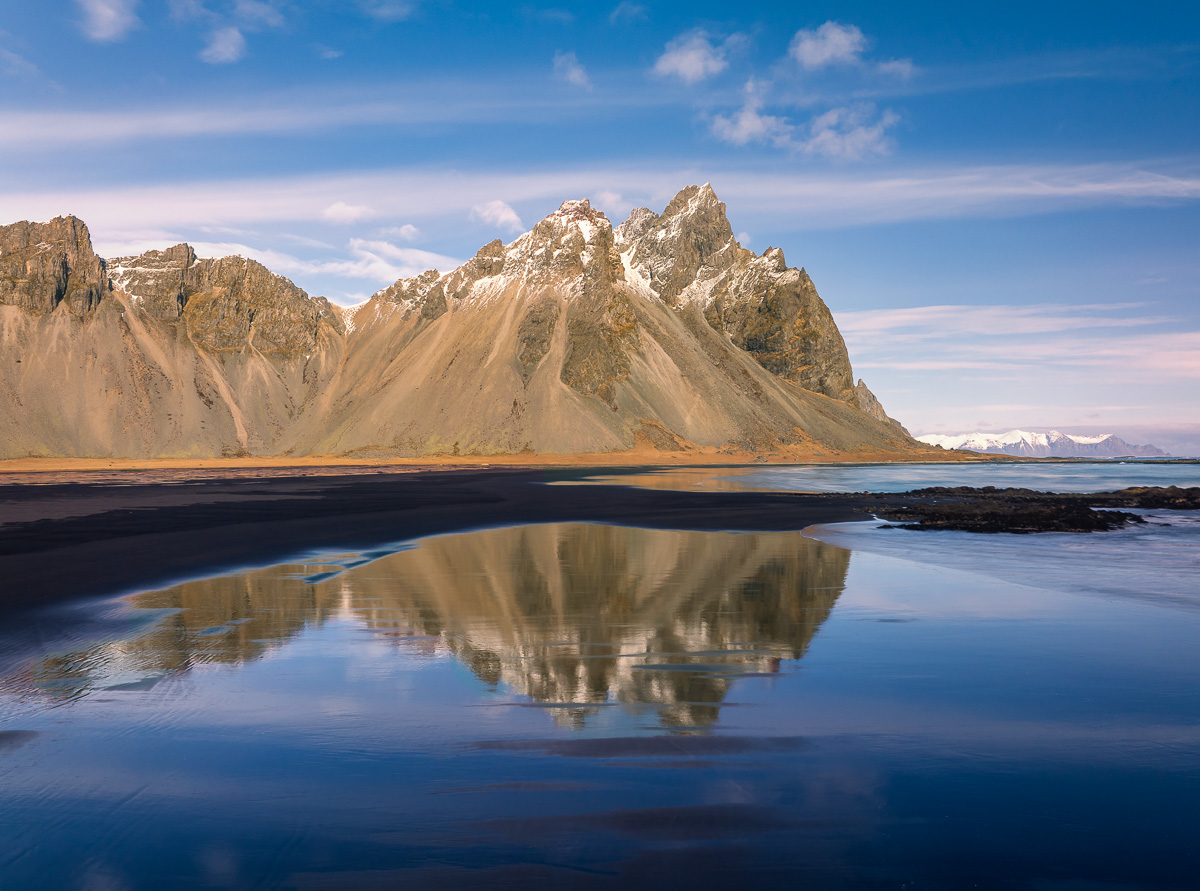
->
[2, 1, 1198, 450]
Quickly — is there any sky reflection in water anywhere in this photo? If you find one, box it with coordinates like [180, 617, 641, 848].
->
[1, 521, 1198, 889]
[567, 459, 1200, 494]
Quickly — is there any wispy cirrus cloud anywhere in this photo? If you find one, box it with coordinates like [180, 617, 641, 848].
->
[185, 238, 461, 285]
[7, 163, 1200, 240]
[0, 83, 664, 150]
[608, 2, 646, 24]
[0, 47, 43, 81]
[843, 303, 1200, 381]
[359, 0, 420, 22]
[838, 302, 1171, 339]
[842, 302, 1200, 440]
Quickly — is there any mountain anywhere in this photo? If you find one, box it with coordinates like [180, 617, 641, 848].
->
[918, 430, 1169, 458]
[0, 186, 923, 460]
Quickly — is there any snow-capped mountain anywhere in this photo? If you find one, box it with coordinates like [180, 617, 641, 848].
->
[917, 430, 1168, 458]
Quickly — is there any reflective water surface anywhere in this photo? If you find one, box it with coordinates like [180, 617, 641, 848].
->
[570, 460, 1200, 493]
[2, 522, 1199, 889]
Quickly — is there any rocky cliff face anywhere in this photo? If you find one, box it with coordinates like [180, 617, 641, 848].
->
[0, 216, 109, 315]
[615, 185, 855, 403]
[854, 379, 909, 434]
[1, 223, 345, 459]
[0, 186, 918, 459]
[108, 246, 343, 354]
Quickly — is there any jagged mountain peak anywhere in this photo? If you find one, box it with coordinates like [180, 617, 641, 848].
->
[615, 184, 743, 306]
[374, 196, 626, 320]
[0, 214, 108, 315]
[360, 184, 862, 405]
[0, 206, 921, 460]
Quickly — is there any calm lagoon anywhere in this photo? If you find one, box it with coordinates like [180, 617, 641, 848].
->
[1, 516, 1198, 888]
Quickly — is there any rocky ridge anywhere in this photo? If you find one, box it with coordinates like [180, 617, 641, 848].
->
[0, 187, 922, 459]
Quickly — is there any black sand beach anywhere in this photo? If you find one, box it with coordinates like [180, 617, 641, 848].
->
[5, 466, 1198, 620]
[0, 466, 874, 617]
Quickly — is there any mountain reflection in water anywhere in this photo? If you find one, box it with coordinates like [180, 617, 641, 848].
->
[23, 523, 848, 729]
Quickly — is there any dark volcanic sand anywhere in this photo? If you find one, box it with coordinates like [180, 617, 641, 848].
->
[0, 467, 873, 616]
[5, 468, 1197, 621]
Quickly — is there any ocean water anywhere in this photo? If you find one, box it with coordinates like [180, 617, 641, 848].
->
[743, 460, 1200, 493]
[1, 519, 1198, 888]
[570, 460, 1200, 494]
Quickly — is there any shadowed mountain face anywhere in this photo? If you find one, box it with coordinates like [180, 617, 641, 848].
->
[0, 187, 916, 458]
[14, 524, 850, 729]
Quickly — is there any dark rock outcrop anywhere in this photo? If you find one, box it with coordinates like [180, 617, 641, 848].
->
[866, 485, 1200, 533]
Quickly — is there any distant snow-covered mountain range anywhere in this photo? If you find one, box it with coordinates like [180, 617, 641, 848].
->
[917, 430, 1169, 458]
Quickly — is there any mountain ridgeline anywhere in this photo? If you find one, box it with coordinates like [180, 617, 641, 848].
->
[0, 185, 922, 460]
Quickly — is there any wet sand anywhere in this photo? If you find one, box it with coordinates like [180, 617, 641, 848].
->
[0, 466, 874, 616]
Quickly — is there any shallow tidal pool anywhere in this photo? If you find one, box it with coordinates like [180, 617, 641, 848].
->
[1, 521, 1198, 889]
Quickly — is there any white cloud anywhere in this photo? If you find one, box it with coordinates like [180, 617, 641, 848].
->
[609, 2, 646, 24]
[322, 201, 375, 224]
[199, 27, 246, 64]
[75, 0, 140, 42]
[380, 224, 420, 241]
[712, 80, 794, 148]
[712, 86, 896, 160]
[789, 21, 866, 70]
[470, 200, 524, 234]
[735, 231, 751, 246]
[802, 105, 898, 160]
[315, 45, 343, 60]
[878, 58, 916, 79]
[653, 30, 730, 85]
[553, 51, 591, 89]
[360, 1, 418, 22]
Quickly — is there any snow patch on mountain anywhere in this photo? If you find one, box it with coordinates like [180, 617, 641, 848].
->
[918, 430, 1168, 457]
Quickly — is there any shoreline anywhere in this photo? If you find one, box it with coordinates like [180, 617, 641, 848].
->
[0, 467, 876, 618]
[4, 462, 1195, 622]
